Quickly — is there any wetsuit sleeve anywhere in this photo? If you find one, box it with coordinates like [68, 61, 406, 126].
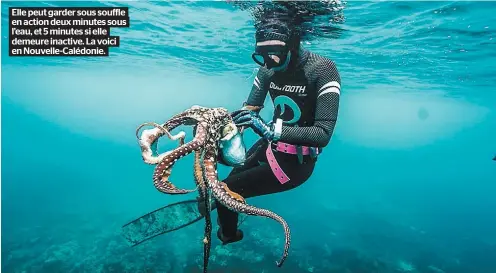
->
[244, 68, 269, 110]
[277, 59, 341, 147]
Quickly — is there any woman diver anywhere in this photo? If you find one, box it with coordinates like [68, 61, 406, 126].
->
[214, 6, 342, 244]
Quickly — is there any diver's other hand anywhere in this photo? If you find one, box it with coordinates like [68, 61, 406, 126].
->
[231, 110, 275, 141]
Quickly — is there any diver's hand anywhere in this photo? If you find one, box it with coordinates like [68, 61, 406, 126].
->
[231, 110, 275, 141]
[230, 105, 263, 133]
[230, 109, 248, 132]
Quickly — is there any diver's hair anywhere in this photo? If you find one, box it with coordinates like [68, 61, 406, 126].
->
[253, 3, 303, 51]
[231, 0, 346, 41]
[254, 4, 302, 37]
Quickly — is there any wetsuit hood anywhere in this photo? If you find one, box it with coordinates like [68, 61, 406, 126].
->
[253, 21, 301, 71]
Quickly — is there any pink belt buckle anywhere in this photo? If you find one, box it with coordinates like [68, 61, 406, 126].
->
[266, 145, 290, 184]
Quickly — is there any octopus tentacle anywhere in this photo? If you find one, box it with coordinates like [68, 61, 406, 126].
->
[153, 122, 208, 194]
[136, 110, 208, 165]
[194, 150, 212, 273]
[137, 123, 185, 165]
[220, 182, 245, 203]
[137, 106, 292, 270]
[136, 121, 186, 144]
[202, 148, 291, 268]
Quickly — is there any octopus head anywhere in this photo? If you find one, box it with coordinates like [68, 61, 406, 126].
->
[211, 108, 230, 122]
[218, 121, 246, 167]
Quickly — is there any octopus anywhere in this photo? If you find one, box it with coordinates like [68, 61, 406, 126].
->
[135, 105, 290, 272]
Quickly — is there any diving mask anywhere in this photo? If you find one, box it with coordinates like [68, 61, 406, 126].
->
[252, 44, 291, 70]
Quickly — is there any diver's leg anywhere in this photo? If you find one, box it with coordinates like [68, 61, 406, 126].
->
[216, 155, 313, 244]
[197, 138, 267, 216]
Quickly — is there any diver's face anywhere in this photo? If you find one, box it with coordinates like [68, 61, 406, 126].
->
[252, 40, 291, 72]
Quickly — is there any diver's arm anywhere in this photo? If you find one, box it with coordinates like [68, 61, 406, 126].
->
[242, 69, 269, 112]
[276, 60, 341, 148]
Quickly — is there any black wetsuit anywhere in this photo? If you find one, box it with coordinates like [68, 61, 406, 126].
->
[217, 48, 342, 237]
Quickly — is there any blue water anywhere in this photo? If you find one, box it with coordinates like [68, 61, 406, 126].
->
[2, 1, 496, 272]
